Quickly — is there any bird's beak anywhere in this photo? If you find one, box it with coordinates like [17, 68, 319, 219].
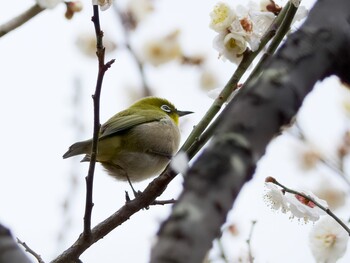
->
[176, 110, 194, 117]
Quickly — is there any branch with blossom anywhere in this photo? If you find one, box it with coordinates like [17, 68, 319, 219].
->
[209, 0, 306, 64]
[150, 0, 350, 261]
[50, 1, 311, 261]
[265, 176, 350, 262]
[182, 1, 301, 154]
[265, 176, 350, 232]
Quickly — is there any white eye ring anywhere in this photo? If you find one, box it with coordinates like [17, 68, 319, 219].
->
[161, 105, 172, 113]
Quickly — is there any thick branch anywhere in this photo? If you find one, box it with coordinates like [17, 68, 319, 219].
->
[150, 0, 350, 262]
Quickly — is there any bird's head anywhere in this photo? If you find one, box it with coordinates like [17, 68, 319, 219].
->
[131, 97, 193, 125]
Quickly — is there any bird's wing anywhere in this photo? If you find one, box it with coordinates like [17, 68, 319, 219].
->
[99, 110, 162, 139]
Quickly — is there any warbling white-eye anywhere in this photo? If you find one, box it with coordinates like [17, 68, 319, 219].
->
[63, 97, 192, 192]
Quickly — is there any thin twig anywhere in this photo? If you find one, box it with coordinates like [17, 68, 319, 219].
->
[112, 4, 152, 96]
[246, 220, 257, 263]
[0, 4, 44, 38]
[83, 5, 116, 238]
[272, 179, 350, 235]
[17, 238, 45, 263]
[57, 77, 85, 249]
[151, 199, 177, 205]
[216, 235, 229, 263]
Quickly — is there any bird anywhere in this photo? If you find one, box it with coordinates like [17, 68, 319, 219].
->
[63, 96, 192, 194]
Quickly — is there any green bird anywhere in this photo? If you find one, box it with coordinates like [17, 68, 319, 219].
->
[63, 97, 192, 193]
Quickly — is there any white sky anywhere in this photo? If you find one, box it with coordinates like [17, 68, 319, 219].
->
[2, 1, 350, 263]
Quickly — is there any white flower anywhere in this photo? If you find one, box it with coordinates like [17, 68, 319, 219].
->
[264, 181, 328, 223]
[170, 151, 189, 175]
[264, 183, 288, 213]
[287, 191, 327, 223]
[127, 0, 154, 23]
[36, 0, 63, 9]
[92, 0, 113, 11]
[309, 217, 349, 263]
[210, 1, 277, 63]
[213, 32, 246, 63]
[235, 3, 275, 51]
[209, 2, 236, 33]
[141, 31, 182, 66]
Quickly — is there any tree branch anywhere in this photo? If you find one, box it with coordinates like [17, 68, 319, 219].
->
[112, 4, 152, 97]
[180, 1, 291, 153]
[50, 2, 300, 261]
[83, 5, 115, 238]
[17, 238, 45, 263]
[51, 169, 177, 263]
[150, 0, 350, 262]
[0, 4, 44, 38]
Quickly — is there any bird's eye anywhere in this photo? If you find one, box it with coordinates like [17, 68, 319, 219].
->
[161, 105, 172, 113]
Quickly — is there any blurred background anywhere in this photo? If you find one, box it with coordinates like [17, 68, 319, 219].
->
[2, 0, 350, 262]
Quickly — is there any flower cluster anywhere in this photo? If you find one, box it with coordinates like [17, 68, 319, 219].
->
[209, 1, 277, 63]
[209, 1, 307, 64]
[264, 181, 328, 223]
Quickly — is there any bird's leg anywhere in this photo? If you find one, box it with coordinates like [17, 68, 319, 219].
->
[125, 173, 140, 199]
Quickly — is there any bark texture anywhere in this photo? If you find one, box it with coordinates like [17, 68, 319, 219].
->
[150, 0, 350, 262]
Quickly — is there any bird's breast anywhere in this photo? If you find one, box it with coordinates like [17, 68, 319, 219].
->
[128, 117, 180, 155]
[101, 116, 181, 182]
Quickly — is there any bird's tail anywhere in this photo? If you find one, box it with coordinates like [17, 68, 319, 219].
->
[62, 139, 91, 159]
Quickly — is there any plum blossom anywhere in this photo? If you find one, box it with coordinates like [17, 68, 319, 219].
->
[264, 182, 289, 213]
[309, 217, 349, 263]
[209, 2, 236, 32]
[213, 32, 247, 63]
[286, 191, 327, 222]
[210, 1, 276, 63]
[264, 180, 328, 223]
[210, 1, 308, 64]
